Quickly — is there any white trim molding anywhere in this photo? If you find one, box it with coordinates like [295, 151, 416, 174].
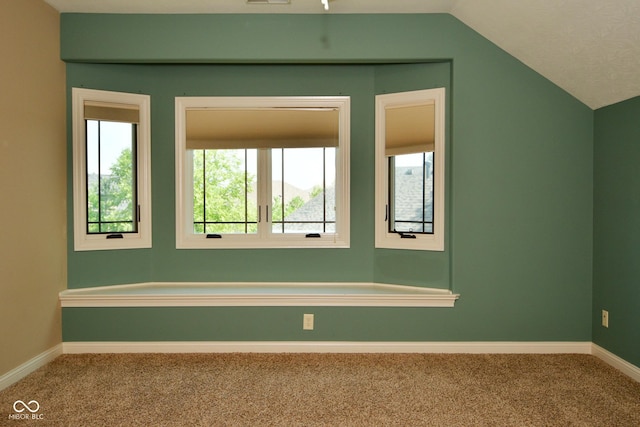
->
[592, 343, 640, 383]
[175, 96, 350, 250]
[71, 88, 152, 251]
[59, 282, 460, 308]
[62, 341, 592, 355]
[375, 87, 446, 251]
[0, 344, 63, 391]
[7, 343, 636, 388]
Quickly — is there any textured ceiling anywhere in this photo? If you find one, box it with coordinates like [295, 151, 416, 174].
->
[44, 0, 640, 109]
[452, 1, 640, 110]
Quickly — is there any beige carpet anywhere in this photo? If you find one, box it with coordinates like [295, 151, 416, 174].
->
[1, 353, 639, 426]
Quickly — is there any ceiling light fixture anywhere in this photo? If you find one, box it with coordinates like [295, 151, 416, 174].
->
[321, 0, 329, 11]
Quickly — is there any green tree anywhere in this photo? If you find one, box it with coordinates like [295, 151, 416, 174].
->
[89, 148, 311, 234]
[309, 185, 323, 199]
[193, 150, 257, 233]
[272, 195, 306, 222]
[87, 148, 135, 233]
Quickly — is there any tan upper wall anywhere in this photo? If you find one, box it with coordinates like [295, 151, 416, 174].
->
[0, 0, 66, 376]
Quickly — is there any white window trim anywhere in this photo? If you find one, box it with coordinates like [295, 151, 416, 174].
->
[72, 88, 152, 251]
[175, 96, 350, 249]
[375, 88, 445, 251]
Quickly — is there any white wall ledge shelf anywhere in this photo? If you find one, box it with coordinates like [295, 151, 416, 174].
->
[59, 282, 459, 308]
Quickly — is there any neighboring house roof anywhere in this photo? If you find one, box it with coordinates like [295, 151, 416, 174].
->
[393, 166, 433, 227]
[280, 163, 433, 233]
[281, 187, 336, 232]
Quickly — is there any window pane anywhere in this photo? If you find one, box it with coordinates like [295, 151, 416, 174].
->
[390, 152, 434, 234]
[86, 121, 100, 225]
[192, 149, 257, 234]
[86, 120, 137, 234]
[272, 147, 336, 234]
[324, 148, 337, 227]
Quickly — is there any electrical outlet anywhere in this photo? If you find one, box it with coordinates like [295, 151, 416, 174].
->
[602, 310, 609, 328]
[303, 313, 314, 330]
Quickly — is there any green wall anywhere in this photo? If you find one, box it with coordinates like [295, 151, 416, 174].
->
[67, 63, 383, 286]
[373, 63, 451, 287]
[593, 96, 640, 367]
[62, 14, 593, 343]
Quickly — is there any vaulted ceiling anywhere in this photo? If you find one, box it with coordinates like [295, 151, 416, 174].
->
[44, 0, 640, 110]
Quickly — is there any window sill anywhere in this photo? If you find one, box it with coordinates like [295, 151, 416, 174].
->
[74, 234, 152, 251]
[59, 282, 459, 308]
[176, 234, 349, 249]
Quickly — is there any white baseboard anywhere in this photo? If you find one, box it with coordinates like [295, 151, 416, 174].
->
[5, 343, 637, 389]
[0, 344, 63, 391]
[62, 341, 592, 355]
[592, 343, 640, 382]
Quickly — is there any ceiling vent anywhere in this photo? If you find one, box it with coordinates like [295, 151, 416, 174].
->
[246, 0, 291, 4]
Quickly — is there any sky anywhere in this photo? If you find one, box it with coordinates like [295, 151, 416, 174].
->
[86, 120, 133, 175]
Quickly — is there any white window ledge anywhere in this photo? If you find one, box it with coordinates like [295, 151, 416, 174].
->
[59, 282, 459, 308]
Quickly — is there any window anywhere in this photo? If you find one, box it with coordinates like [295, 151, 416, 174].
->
[175, 96, 350, 249]
[375, 88, 445, 251]
[72, 88, 152, 251]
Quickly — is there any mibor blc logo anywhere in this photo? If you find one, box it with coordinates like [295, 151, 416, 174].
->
[9, 400, 43, 420]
